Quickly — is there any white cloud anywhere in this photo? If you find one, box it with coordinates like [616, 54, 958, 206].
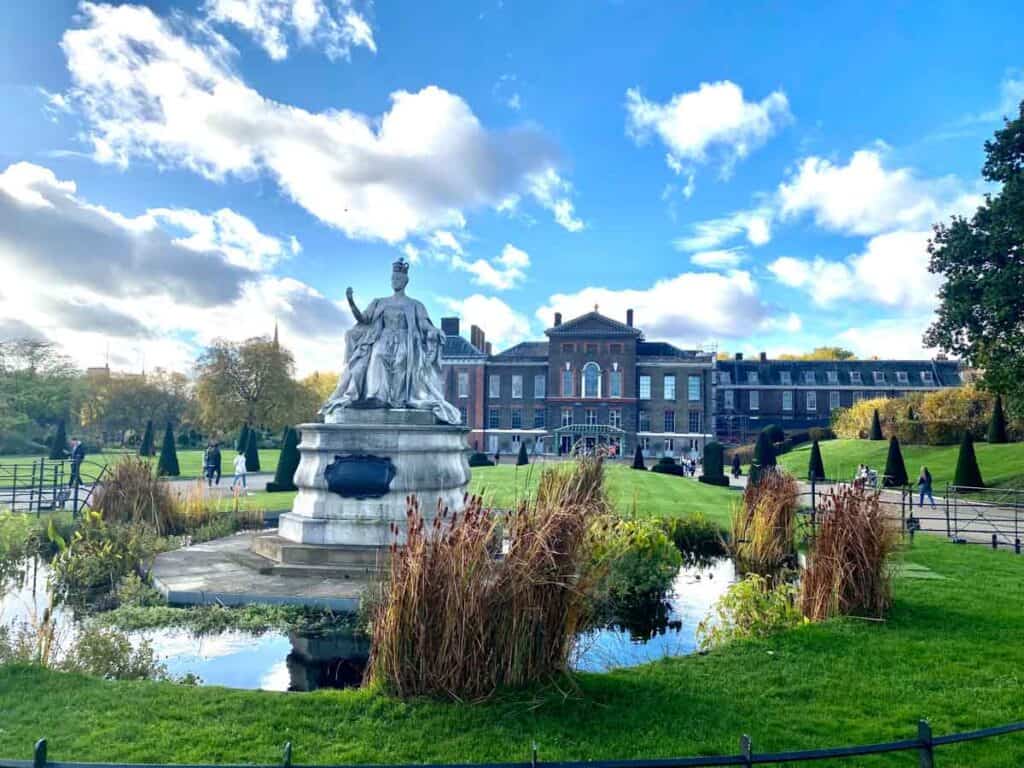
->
[674, 206, 773, 251]
[439, 294, 532, 349]
[536, 270, 778, 346]
[450, 243, 530, 290]
[838, 316, 941, 360]
[767, 230, 940, 309]
[428, 230, 464, 255]
[204, 0, 376, 61]
[626, 81, 791, 179]
[778, 149, 982, 236]
[690, 248, 744, 269]
[60, 3, 575, 242]
[148, 207, 295, 270]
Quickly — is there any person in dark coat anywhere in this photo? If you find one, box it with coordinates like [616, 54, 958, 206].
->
[917, 466, 936, 508]
[731, 453, 742, 478]
[68, 437, 86, 487]
[204, 442, 222, 487]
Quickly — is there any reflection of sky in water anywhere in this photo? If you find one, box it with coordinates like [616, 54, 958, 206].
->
[4, 557, 737, 689]
[573, 558, 736, 673]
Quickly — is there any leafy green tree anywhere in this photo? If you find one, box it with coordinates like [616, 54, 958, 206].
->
[883, 436, 909, 488]
[245, 429, 261, 472]
[777, 347, 856, 361]
[0, 340, 81, 449]
[749, 428, 777, 485]
[987, 395, 1008, 443]
[925, 100, 1024, 420]
[807, 440, 826, 482]
[632, 444, 646, 470]
[954, 432, 984, 488]
[157, 422, 180, 477]
[267, 427, 300, 492]
[516, 441, 529, 466]
[869, 409, 884, 440]
[48, 419, 68, 459]
[138, 420, 155, 457]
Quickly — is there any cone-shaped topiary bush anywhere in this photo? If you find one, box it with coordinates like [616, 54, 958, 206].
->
[266, 427, 300, 492]
[632, 444, 646, 470]
[236, 423, 250, 453]
[157, 422, 180, 477]
[988, 395, 1008, 444]
[699, 441, 729, 486]
[245, 429, 261, 472]
[883, 436, 908, 487]
[906, 404, 916, 421]
[516, 440, 529, 466]
[749, 428, 777, 486]
[807, 439, 826, 482]
[954, 432, 984, 488]
[48, 419, 68, 460]
[138, 419, 155, 457]
[869, 409, 884, 440]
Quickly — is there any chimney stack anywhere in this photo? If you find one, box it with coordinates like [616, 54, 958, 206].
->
[470, 324, 486, 353]
[626, 308, 634, 327]
[759, 351, 767, 362]
[485, 341, 493, 356]
[554, 312, 562, 327]
[735, 352, 743, 361]
[440, 317, 460, 337]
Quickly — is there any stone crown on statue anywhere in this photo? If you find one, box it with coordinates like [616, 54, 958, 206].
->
[392, 258, 409, 274]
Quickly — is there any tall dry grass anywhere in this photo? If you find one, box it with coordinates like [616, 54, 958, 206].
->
[368, 456, 607, 700]
[730, 469, 798, 573]
[92, 458, 177, 534]
[800, 486, 899, 621]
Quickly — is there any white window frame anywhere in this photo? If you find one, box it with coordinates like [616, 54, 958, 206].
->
[664, 374, 676, 401]
[782, 390, 793, 411]
[639, 410, 650, 431]
[747, 371, 759, 384]
[511, 408, 523, 428]
[639, 375, 652, 400]
[534, 373, 546, 399]
[921, 370, 935, 384]
[688, 374, 701, 402]
[561, 408, 572, 427]
[827, 371, 838, 384]
[896, 371, 909, 384]
[457, 371, 470, 399]
[664, 410, 675, 432]
[664, 438, 674, 455]
[609, 370, 623, 398]
[533, 409, 545, 428]
[561, 368, 573, 397]
[489, 375, 500, 398]
[780, 371, 792, 385]
[488, 407, 500, 429]
[829, 391, 840, 411]
[749, 390, 760, 411]
[724, 389, 735, 410]
[804, 371, 815, 384]
[511, 375, 523, 399]
[719, 371, 731, 384]
[583, 362, 601, 398]
[585, 408, 598, 426]
[873, 370, 886, 385]
[688, 410, 701, 433]
[609, 408, 621, 429]
[807, 391, 817, 412]
[850, 371, 862, 384]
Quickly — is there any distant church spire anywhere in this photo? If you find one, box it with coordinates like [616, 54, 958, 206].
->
[273, 321, 279, 350]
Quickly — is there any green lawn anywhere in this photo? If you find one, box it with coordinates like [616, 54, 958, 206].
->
[774, 439, 1024, 490]
[1, 536, 1022, 766]
[0, 450, 282, 481]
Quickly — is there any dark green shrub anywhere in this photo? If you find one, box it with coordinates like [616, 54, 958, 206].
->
[954, 432, 984, 488]
[236, 423, 250, 453]
[882, 436, 908, 487]
[245, 429, 261, 473]
[808, 426, 835, 443]
[697, 574, 802, 650]
[156, 423, 180, 477]
[699, 441, 729, 485]
[869, 409, 884, 440]
[749, 429, 777, 486]
[763, 424, 785, 443]
[516, 441, 529, 466]
[138, 420, 154, 457]
[988, 395, 1008, 443]
[631, 444, 646, 470]
[266, 427, 300, 492]
[808, 439, 826, 482]
[660, 514, 728, 562]
[906, 404, 916, 421]
[468, 452, 494, 467]
[650, 457, 686, 476]
[590, 518, 682, 602]
[48, 420, 68, 460]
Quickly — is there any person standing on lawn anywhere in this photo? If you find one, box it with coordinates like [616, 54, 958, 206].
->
[204, 442, 222, 487]
[231, 450, 248, 492]
[917, 466, 936, 508]
[68, 437, 85, 487]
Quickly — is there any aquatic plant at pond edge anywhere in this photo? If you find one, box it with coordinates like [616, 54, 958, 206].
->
[696, 573, 803, 651]
[729, 470, 798, 573]
[589, 518, 681, 602]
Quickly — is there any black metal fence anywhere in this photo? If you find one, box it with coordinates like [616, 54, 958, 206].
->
[0, 458, 107, 517]
[4, 719, 1024, 768]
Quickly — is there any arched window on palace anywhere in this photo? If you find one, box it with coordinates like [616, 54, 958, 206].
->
[583, 362, 601, 398]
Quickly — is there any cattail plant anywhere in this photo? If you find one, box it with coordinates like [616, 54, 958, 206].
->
[800, 486, 899, 621]
[368, 456, 607, 700]
[729, 469, 798, 574]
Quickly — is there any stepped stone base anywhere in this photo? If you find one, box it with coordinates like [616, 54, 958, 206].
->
[250, 533, 388, 578]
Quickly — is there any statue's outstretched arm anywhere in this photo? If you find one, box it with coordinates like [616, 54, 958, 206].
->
[346, 287, 366, 325]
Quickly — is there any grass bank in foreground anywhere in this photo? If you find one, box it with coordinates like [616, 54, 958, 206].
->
[0, 537, 1021, 766]
[774, 439, 1024, 489]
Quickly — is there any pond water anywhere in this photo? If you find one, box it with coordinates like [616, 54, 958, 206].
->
[1, 558, 736, 691]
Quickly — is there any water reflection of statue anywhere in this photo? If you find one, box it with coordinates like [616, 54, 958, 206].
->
[321, 259, 460, 425]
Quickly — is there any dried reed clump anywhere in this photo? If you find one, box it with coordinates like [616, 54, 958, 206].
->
[730, 469, 798, 573]
[169, 482, 263, 536]
[92, 457, 177, 534]
[368, 456, 607, 700]
[800, 486, 899, 622]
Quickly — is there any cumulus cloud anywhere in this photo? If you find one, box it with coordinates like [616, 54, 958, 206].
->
[626, 81, 791, 181]
[674, 206, 773, 251]
[838, 315, 941, 360]
[60, 3, 577, 242]
[536, 270, 777, 346]
[450, 243, 530, 290]
[0, 161, 347, 374]
[204, 0, 376, 61]
[767, 230, 939, 309]
[690, 248, 745, 269]
[778, 148, 982, 236]
[440, 294, 532, 349]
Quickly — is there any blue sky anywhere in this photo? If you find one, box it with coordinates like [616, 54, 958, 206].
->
[2, 0, 1021, 374]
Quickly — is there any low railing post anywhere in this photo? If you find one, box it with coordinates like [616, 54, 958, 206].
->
[740, 734, 752, 768]
[282, 742, 292, 768]
[918, 720, 934, 768]
[531, 741, 538, 768]
[33, 738, 47, 768]
[12, 464, 18, 511]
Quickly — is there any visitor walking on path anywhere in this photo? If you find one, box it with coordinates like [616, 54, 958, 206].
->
[231, 451, 248, 492]
[917, 466, 936, 508]
[68, 437, 85, 487]
[204, 442, 222, 487]
[731, 453, 741, 478]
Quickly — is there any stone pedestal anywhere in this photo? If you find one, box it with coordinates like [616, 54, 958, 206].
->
[273, 409, 470, 553]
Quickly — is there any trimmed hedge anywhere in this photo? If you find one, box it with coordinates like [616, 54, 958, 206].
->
[266, 427, 300, 492]
[468, 452, 495, 468]
[650, 457, 687, 476]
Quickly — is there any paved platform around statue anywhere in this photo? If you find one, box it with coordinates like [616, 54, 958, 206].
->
[151, 532, 367, 611]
